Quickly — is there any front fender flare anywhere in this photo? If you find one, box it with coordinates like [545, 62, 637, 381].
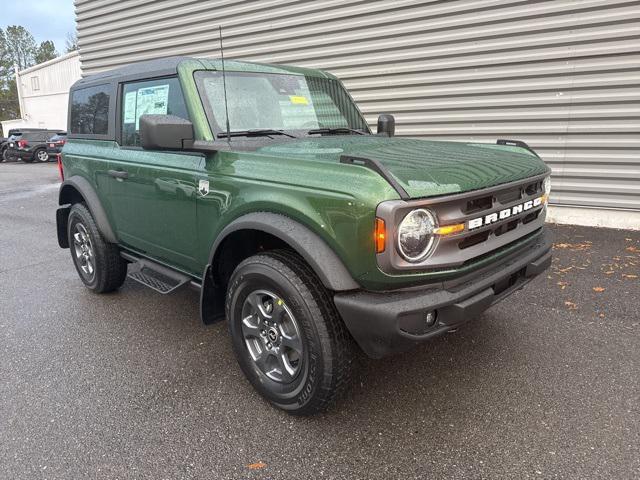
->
[58, 175, 117, 243]
[209, 212, 360, 292]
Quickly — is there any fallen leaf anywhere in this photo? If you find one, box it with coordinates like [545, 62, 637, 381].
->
[625, 238, 633, 241]
[625, 246, 640, 253]
[622, 274, 638, 279]
[599, 313, 605, 318]
[247, 462, 267, 470]
[564, 301, 578, 310]
[593, 287, 605, 292]
[604, 271, 615, 275]
[553, 242, 591, 251]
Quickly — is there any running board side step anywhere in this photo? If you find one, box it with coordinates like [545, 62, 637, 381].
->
[121, 252, 190, 294]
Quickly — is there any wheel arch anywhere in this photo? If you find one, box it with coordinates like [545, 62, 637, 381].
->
[200, 212, 361, 324]
[58, 175, 117, 244]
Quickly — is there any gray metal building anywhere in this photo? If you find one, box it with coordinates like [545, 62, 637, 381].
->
[75, 0, 640, 222]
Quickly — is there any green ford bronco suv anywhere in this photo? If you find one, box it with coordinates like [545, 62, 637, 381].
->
[57, 56, 552, 415]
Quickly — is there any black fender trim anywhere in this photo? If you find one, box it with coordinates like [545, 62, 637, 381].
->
[208, 212, 361, 292]
[58, 176, 117, 243]
[496, 139, 541, 158]
[340, 155, 410, 200]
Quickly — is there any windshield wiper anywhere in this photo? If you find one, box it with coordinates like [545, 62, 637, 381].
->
[217, 129, 298, 139]
[307, 127, 366, 136]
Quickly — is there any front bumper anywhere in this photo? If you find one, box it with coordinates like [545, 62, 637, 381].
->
[334, 229, 552, 358]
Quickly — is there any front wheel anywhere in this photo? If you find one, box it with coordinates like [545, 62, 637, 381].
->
[226, 250, 355, 415]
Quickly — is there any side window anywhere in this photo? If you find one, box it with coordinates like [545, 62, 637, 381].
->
[120, 77, 190, 147]
[70, 84, 111, 135]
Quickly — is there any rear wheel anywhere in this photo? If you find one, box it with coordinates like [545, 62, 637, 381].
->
[67, 203, 127, 293]
[226, 250, 355, 415]
[35, 148, 49, 162]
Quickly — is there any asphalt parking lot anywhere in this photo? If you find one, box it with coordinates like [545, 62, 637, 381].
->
[1, 162, 638, 479]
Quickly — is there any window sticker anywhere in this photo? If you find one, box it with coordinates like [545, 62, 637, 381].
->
[289, 95, 309, 105]
[135, 84, 170, 128]
[123, 91, 137, 124]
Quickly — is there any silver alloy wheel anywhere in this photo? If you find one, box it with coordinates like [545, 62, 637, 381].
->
[36, 150, 48, 162]
[72, 223, 95, 279]
[241, 290, 304, 383]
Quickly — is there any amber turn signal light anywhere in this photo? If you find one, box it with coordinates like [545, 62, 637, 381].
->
[434, 223, 465, 236]
[375, 218, 386, 253]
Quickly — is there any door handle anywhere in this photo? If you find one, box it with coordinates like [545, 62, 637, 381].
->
[108, 169, 129, 179]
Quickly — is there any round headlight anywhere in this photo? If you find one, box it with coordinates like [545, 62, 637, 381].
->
[397, 209, 436, 262]
[543, 176, 551, 196]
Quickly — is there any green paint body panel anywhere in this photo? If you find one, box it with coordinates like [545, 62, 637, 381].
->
[61, 59, 551, 291]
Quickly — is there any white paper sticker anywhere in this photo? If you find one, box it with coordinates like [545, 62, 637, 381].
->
[123, 91, 137, 124]
[135, 84, 170, 129]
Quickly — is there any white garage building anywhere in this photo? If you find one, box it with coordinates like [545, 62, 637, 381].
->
[74, 0, 639, 229]
[1, 51, 82, 134]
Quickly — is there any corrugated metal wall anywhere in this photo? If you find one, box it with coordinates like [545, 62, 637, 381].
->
[76, 0, 640, 210]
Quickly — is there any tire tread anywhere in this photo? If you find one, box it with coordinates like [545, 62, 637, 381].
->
[69, 203, 127, 293]
[226, 249, 355, 415]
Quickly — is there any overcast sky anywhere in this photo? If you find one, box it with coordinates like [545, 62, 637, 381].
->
[2, 0, 75, 54]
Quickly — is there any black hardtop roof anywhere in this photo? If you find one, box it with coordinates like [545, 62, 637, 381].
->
[71, 56, 332, 91]
[71, 56, 188, 90]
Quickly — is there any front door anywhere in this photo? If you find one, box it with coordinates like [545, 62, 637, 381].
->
[105, 76, 202, 274]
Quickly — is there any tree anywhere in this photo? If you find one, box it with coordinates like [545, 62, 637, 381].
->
[35, 40, 58, 64]
[0, 78, 20, 124]
[0, 26, 59, 125]
[4, 26, 36, 71]
[65, 32, 78, 53]
[0, 29, 11, 90]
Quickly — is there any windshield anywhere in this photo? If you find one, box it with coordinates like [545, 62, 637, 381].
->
[195, 71, 370, 137]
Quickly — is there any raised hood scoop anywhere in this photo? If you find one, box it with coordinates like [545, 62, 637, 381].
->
[256, 136, 549, 199]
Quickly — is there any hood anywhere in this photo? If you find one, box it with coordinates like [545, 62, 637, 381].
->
[256, 136, 549, 198]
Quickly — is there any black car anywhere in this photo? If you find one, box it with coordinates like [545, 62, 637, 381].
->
[46, 132, 67, 157]
[1, 128, 51, 161]
[4, 129, 65, 163]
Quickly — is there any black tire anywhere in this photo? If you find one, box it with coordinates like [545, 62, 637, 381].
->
[34, 148, 49, 163]
[226, 250, 355, 415]
[67, 203, 127, 293]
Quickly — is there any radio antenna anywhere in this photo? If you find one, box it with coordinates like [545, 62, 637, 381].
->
[219, 25, 231, 142]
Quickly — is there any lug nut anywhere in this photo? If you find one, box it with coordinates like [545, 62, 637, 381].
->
[266, 342, 272, 349]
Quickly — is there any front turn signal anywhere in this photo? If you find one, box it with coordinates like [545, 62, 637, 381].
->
[434, 223, 465, 236]
[375, 218, 386, 253]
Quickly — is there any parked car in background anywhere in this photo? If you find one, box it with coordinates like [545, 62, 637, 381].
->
[5, 129, 64, 163]
[46, 132, 67, 158]
[2, 128, 50, 161]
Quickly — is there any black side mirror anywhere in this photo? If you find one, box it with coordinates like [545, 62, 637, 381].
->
[139, 114, 194, 150]
[377, 114, 395, 137]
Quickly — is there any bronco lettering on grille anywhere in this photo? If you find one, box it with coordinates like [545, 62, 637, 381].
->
[468, 196, 544, 230]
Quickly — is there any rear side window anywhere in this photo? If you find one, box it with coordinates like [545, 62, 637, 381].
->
[70, 84, 111, 135]
[120, 77, 190, 147]
[23, 132, 42, 141]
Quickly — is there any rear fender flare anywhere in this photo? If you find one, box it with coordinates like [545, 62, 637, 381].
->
[58, 175, 117, 243]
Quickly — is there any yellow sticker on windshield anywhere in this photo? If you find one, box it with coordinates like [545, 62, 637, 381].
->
[290, 95, 309, 105]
